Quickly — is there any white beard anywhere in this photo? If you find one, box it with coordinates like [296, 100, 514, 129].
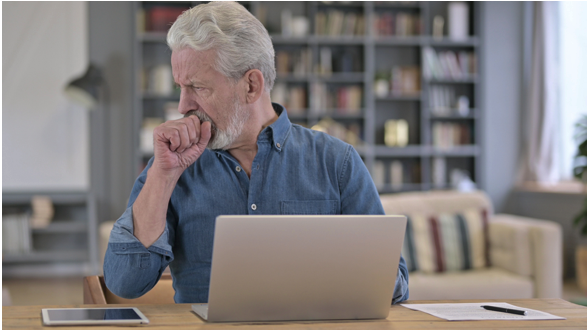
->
[185, 96, 249, 150]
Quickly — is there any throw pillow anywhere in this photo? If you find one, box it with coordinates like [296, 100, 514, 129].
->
[402, 208, 490, 273]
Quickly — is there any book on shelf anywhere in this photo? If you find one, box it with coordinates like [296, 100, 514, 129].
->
[336, 85, 362, 114]
[372, 160, 385, 188]
[319, 47, 332, 74]
[276, 48, 313, 76]
[432, 156, 447, 188]
[390, 66, 421, 97]
[423, 47, 477, 80]
[144, 64, 174, 96]
[343, 12, 357, 36]
[315, 10, 364, 36]
[429, 86, 455, 115]
[390, 160, 404, 190]
[139, 6, 189, 33]
[311, 117, 363, 147]
[311, 83, 362, 115]
[432, 122, 472, 148]
[271, 83, 307, 114]
[2, 213, 31, 255]
[316, 47, 362, 74]
[374, 12, 422, 36]
[384, 119, 409, 147]
[429, 86, 471, 116]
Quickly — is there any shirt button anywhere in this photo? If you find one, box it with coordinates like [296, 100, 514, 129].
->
[235, 166, 241, 172]
[276, 143, 281, 148]
[251, 204, 257, 211]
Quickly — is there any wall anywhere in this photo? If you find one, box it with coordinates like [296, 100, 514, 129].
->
[480, 1, 524, 213]
[2, 2, 89, 191]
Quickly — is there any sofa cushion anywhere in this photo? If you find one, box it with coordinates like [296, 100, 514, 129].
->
[380, 190, 494, 217]
[402, 208, 490, 273]
[408, 267, 534, 300]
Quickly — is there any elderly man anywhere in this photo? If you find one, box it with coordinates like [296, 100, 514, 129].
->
[104, 1, 409, 304]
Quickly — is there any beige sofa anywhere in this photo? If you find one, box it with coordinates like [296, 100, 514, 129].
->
[380, 190, 562, 300]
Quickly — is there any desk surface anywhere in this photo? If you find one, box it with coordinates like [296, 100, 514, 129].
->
[3, 298, 587, 329]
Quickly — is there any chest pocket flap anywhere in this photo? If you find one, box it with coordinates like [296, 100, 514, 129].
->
[280, 200, 338, 215]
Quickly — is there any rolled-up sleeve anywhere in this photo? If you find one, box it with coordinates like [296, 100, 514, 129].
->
[392, 255, 410, 304]
[103, 161, 175, 299]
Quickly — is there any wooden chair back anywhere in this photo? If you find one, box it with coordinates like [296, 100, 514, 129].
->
[83, 274, 175, 304]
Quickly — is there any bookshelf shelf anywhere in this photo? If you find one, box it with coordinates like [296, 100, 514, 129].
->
[310, 36, 365, 45]
[275, 73, 366, 83]
[270, 35, 310, 44]
[2, 191, 88, 205]
[427, 37, 480, 47]
[313, 113, 365, 120]
[3, 250, 88, 263]
[429, 145, 480, 157]
[374, 36, 424, 46]
[316, 73, 365, 83]
[427, 77, 479, 84]
[131, 1, 483, 194]
[275, 75, 311, 83]
[374, 145, 423, 157]
[316, 2, 365, 9]
[430, 113, 477, 120]
[376, 95, 422, 102]
[31, 221, 88, 234]
[2, 190, 98, 275]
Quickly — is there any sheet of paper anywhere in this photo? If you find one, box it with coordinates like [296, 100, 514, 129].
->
[400, 302, 565, 321]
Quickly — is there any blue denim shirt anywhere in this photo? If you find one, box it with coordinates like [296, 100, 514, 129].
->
[104, 103, 409, 304]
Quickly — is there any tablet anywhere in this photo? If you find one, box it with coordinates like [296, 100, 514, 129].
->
[41, 307, 149, 326]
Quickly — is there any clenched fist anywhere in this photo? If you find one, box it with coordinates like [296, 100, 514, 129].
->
[152, 115, 212, 178]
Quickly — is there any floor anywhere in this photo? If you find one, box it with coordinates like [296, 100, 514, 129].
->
[2, 277, 587, 306]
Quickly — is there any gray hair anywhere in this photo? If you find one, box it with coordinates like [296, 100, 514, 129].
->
[167, 1, 275, 91]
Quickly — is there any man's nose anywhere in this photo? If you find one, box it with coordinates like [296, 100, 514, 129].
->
[177, 90, 199, 115]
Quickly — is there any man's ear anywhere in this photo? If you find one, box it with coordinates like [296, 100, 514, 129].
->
[243, 69, 264, 104]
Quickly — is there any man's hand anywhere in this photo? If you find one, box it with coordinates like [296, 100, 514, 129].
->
[152, 115, 212, 178]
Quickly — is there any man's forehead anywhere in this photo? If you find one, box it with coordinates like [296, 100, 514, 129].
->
[171, 48, 217, 80]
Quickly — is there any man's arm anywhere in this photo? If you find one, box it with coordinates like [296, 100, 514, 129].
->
[103, 116, 211, 299]
[103, 162, 176, 298]
[134, 117, 211, 247]
[338, 144, 410, 304]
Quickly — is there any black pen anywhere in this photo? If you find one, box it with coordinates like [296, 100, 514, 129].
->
[481, 305, 527, 316]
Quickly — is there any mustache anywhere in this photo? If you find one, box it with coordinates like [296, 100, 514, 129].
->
[184, 110, 217, 137]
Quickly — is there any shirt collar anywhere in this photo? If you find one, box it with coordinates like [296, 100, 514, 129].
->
[262, 103, 291, 152]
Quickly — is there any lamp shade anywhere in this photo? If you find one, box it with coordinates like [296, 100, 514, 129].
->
[64, 64, 103, 109]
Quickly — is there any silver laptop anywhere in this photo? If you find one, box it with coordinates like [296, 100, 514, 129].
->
[192, 215, 407, 322]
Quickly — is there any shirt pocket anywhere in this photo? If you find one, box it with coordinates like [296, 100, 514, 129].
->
[280, 200, 338, 215]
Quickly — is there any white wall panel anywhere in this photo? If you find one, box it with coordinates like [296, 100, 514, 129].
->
[3, 2, 89, 191]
